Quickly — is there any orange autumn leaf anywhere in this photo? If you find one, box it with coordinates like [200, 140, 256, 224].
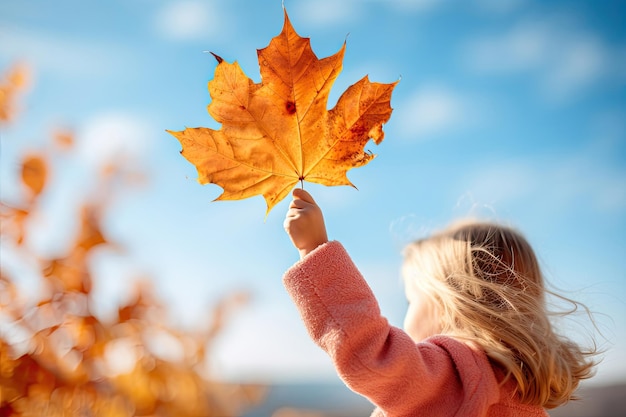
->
[21, 153, 47, 199]
[53, 128, 75, 150]
[75, 205, 107, 252]
[0, 63, 30, 124]
[168, 9, 398, 215]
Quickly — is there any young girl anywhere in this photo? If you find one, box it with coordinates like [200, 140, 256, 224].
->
[283, 188, 597, 416]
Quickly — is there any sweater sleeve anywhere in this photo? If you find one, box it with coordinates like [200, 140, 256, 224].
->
[283, 241, 470, 415]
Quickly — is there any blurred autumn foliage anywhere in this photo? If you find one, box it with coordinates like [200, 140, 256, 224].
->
[0, 64, 266, 416]
[0, 63, 29, 124]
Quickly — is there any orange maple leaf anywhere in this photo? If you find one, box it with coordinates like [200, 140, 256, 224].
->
[21, 153, 47, 200]
[168, 9, 398, 215]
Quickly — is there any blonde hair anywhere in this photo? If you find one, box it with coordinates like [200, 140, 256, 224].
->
[402, 219, 598, 409]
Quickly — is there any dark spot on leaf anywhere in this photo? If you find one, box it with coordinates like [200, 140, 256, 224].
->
[285, 101, 296, 114]
[350, 124, 367, 137]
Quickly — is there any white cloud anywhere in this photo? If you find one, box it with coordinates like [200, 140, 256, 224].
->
[464, 21, 551, 72]
[77, 112, 154, 169]
[458, 160, 539, 207]
[473, 0, 526, 14]
[0, 25, 133, 78]
[463, 18, 617, 101]
[154, 0, 225, 41]
[381, 0, 446, 12]
[395, 85, 471, 139]
[541, 37, 608, 100]
[461, 152, 626, 215]
[293, 0, 361, 26]
[294, 0, 446, 26]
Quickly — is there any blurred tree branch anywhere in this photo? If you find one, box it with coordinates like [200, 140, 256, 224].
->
[0, 63, 266, 417]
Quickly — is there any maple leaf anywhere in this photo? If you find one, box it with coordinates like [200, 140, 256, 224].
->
[21, 153, 47, 200]
[168, 9, 398, 215]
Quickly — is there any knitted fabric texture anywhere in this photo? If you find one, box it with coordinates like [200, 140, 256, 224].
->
[283, 241, 548, 417]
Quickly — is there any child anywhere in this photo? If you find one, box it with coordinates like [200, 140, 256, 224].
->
[283, 188, 597, 417]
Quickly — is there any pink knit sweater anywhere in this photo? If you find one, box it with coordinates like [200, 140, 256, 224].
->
[283, 241, 548, 417]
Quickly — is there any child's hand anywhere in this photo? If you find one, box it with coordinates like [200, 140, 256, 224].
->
[284, 188, 328, 259]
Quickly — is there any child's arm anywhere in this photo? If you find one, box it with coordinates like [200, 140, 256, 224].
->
[282, 240, 468, 414]
[280, 191, 524, 416]
[283, 188, 328, 259]
[282, 190, 460, 412]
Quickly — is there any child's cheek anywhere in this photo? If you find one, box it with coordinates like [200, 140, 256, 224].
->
[404, 300, 440, 342]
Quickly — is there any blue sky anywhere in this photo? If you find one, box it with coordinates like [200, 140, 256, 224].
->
[1, 0, 625, 387]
